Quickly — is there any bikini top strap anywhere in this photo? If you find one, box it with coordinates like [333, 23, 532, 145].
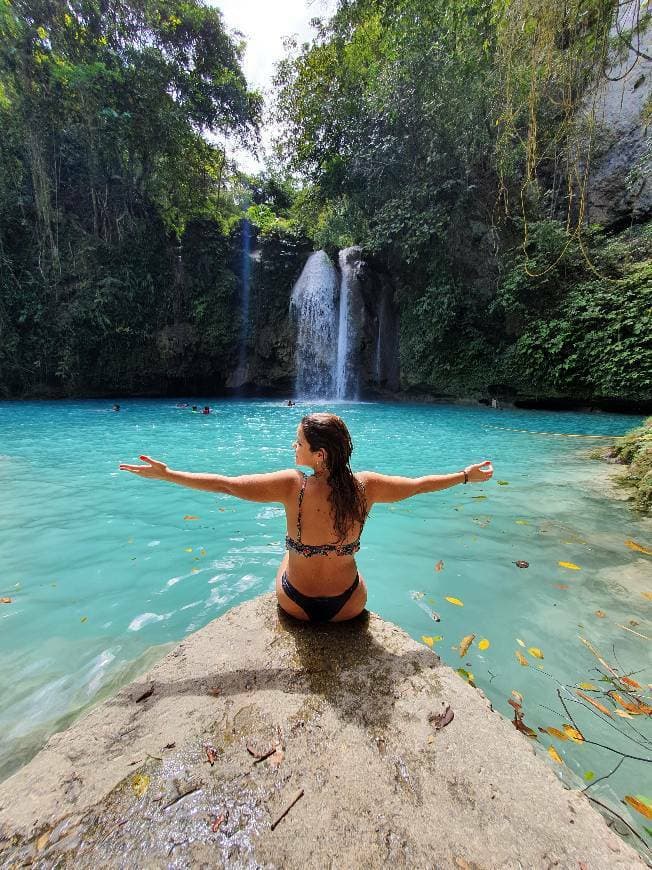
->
[296, 472, 308, 542]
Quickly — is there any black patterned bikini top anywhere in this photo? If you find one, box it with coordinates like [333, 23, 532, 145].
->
[285, 472, 363, 558]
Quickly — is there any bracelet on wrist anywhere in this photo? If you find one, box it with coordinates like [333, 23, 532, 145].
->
[461, 469, 468, 484]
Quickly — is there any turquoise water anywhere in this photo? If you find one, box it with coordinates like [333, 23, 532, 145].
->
[1, 399, 651, 843]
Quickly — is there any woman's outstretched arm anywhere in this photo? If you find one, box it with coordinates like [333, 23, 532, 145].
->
[361, 461, 493, 505]
[119, 455, 298, 504]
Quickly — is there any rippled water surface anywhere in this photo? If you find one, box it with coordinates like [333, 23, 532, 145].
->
[1, 399, 650, 843]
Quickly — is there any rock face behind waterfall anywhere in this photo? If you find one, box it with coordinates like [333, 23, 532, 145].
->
[342, 247, 400, 395]
[585, 6, 651, 227]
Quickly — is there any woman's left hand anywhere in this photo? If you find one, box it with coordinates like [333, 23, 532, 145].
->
[465, 461, 493, 483]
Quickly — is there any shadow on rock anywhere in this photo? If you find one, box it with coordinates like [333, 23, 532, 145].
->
[116, 604, 441, 732]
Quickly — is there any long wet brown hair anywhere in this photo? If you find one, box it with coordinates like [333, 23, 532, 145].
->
[299, 413, 367, 543]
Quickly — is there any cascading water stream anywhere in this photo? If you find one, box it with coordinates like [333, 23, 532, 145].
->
[335, 250, 350, 399]
[375, 297, 384, 385]
[289, 251, 339, 398]
[238, 220, 251, 380]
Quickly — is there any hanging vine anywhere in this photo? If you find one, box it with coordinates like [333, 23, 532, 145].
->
[492, 0, 649, 277]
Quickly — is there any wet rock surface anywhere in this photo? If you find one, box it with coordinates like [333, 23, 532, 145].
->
[0, 594, 644, 868]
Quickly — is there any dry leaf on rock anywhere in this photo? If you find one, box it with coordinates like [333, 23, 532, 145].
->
[204, 745, 218, 766]
[428, 705, 454, 730]
[131, 774, 150, 797]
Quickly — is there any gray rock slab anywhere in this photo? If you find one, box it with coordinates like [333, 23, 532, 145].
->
[0, 594, 645, 868]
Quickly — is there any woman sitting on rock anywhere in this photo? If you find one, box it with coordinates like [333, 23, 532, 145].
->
[120, 413, 492, 623]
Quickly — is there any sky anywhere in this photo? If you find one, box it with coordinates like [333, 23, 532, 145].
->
[208, 0, 337, 172]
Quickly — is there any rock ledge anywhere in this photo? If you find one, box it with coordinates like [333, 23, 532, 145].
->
[0, 594, 644, 868]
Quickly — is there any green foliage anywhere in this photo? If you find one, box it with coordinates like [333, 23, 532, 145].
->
[0, 0, 260, 396]
[611, 418, 652, 514]
[494, 223, 652, 400]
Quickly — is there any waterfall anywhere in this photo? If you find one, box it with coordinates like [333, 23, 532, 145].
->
[375, 296, 384, 385]
[334, 248, 360, 400]
[289, 251, 339, 398]
[237, 220, 252, 380]
[335, 250, 349, 398]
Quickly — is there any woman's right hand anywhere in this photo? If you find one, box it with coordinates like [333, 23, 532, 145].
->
[119, 455, 169, 481]
[464, 461, 493, 483]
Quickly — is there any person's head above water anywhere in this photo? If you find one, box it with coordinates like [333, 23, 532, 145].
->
[294, 413, 366, 542]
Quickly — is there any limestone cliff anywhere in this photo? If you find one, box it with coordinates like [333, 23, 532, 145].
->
[586, 4, 652, 227]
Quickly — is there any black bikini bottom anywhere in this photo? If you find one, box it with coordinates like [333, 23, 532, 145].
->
[281, 571, 359, 623]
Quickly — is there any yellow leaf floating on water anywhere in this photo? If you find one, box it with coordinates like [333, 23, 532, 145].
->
[191, 568, 199, 574]
[543, 727, 568, 741]
[184, 515, 200, 521]
[131, 774, 150, 797]
[558, 561, 581, 570]
[594, 610, 606, 618]
[643, 592, 652, 601]
[577, 690, 612, 718]
[515, 519, 529, 525]
[496, 480, 509, 486]
[184, 548, 193, 553]
[528, 647, 544, 660]
[435, 560, 444, 572]
[200, 548, 207, 556]
[516, 638, 526, 648]
[80, 616, 88, 623]
[422, 636, 433, 647]
[0, 597, 12, 604]
[548, 746, 563, 764]
[478, 639, 490, 651]
[625, 540, 652, 556]
[562, 724, 584, 742]
[459, 634, 475, 657]
[515, 651, 529, 666]
[471, 495, 487, 500]
[621, 676, 641, 689]
[445, 597, 464, 607]
[579, 682, 598, 691]
[624, 796, 652, 820]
